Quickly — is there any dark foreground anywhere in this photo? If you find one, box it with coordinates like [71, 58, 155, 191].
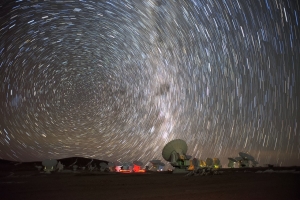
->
[1, 171, 299, 200]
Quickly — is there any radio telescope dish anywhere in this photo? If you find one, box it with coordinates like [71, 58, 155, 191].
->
[133, 161, 143, 166]
[205, 158, 213, 167]
[42, 159, 57, 167]
[133, 161, 144, 172]
[239, 152, 255, 160]
[113, 161, 122, 172]
[199, 160, 206, 167]
[192, 158, 199, 170]
[162, 139, 187, 161]
[122, 162, 131, 170]
[213, 158, 220, 165]
[228, 157, 237, 162]
[42, 159, 58, 173]
[149, 160, 165, 171]
[100, 162, 108, 172]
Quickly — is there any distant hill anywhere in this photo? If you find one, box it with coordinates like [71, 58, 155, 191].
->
[56, 157, 108, 168]
[0, 157, 109, 171]
[0, 158, 17, 165]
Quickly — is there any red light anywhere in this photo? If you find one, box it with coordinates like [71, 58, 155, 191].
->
[119, 169, 132, 173]
[133, 164, 141, 172]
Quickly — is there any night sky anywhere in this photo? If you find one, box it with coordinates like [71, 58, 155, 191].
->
[0, 0, 299, 167]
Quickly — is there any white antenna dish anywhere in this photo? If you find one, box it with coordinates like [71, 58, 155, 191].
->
[35, 165, 43, 171]
[100, 162, 108, 167]
[57, 161, 64, 172]
[42, 159, 58, 173]
[100, 162, 108, 172]
[239, 152, 255, 160]
[107, 162, 115, 172]
[114, 161, 122, 172]
[192, 158, 199, 170]
[42, 159, 57, 167]
[213, 158, 220, 165]
[228, 158, 237, 162]
[88, 164, 96, 171]
[162, 139, 188, 162]
[205, 158, 213, 167]
[199, 160, 206, 167]
[73, 165, 78, 171]
[133, 161, 143, 166]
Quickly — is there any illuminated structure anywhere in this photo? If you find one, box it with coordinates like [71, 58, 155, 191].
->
[42, 159, 57, 174]
[162, 139, 190, 173]
[132, 161, 145, 173]
[228, 152, 258, 168]
[149, 160, 165, 171]
[119, 162, 133, 173]
[228, 158, 237, 168]
[114, 161, 122, 172]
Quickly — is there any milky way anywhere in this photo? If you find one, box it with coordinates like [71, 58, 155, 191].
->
[0, 0, 299, 167]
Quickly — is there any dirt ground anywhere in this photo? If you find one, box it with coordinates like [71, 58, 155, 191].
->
[1, 171, 299, 200]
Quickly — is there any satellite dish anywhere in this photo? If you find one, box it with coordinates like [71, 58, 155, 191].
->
[162, 139, 188, 162]
[149, 160, 165, 171]
[35, 165, 43, 171]
[57, 161, 64, 171]
[100, 162, 108, 167]
[122, 163, 130, 170]
[133, 161, 144, 172]
[239, 152, 255, 160]
[73, 165, 78, 171]
[213, 158, 220, 165]
[100, 162, 108, 172]
[192, 158, 199, 170]
[42, 159, 58, 173]
[133, 161, 143, 166]
[228, 157, 237, 162]
[42, 159, 57, 167]
[199, 160, 206, 167]
[205, 158, 213, 167]
[113, 161, 122, 172]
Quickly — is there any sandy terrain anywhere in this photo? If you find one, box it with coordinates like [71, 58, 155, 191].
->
[1, 170, 299, 200]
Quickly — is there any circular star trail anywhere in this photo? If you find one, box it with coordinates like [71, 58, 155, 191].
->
[0, 0, 299, 167]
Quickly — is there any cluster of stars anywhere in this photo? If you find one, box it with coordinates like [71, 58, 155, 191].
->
[0, 0, 299, 166]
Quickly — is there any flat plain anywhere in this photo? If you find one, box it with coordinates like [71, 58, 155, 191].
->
[1, 169, 299, 200]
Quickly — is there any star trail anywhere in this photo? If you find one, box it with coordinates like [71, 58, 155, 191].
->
[0, 0, 299, 167]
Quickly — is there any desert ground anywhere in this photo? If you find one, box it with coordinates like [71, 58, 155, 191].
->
[1, 168, 299, 200]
